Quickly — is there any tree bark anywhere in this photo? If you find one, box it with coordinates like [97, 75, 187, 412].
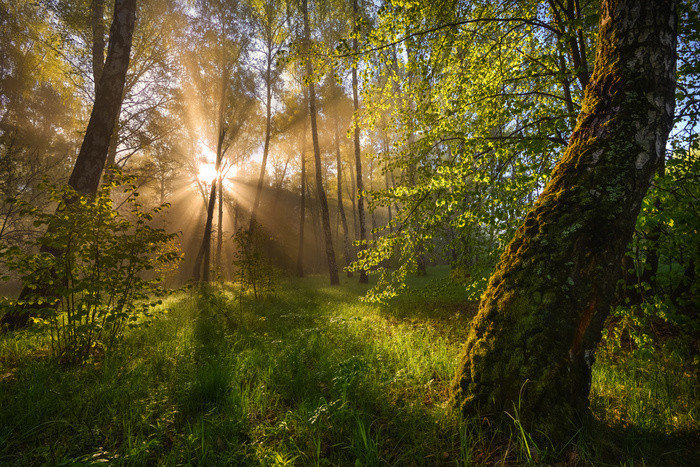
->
[193, 177, 218, 282]
[451, 0, 677, 441]
[385, 168, 393, 232]
[368, 161, 377, 242]
[335, 119, 353, 277]
[68, 0, 136, 195]
[249, 50, 274, 233]
[216, 173, 224, 278]
[297, 139, 307, 277]
[348, 155, 358, 239]
[193, 82, 227, 282]
[302, 0, 339, 285]
[90, 0, 106, 92]
[1, 0, 137, 331]
[352, 0, 368, 284]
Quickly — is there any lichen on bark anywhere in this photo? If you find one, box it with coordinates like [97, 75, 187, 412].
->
[451, 0, 677, 441]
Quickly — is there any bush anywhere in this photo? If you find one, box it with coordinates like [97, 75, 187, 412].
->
[0, 171, 181, 362]
[231, 228, 277, 300]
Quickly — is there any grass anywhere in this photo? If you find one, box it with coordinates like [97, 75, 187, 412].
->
[0, 266, 697, 464]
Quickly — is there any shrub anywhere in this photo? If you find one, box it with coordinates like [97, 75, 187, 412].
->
[0, 171, 181, 362]
[231, 228, 277, 300]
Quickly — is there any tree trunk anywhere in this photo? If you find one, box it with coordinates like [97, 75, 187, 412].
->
[297, 141, 307, 277]
[369, 162, 377, 242]
[451, 0, 677, 441]
[302, 0, 339, 285]
[385, 166, 393, 232]
[1, 0, 137, 331]
[193, 84, 227, 283]
[249, 53, 273, 233]
[308, 185, 322, 272]
[335, 119, 353, 277]
[352, 0, 368, 284]
[194, 177, 217, 282]
[90, 0, 105, 92]
[216, 174, 224, 278]
[271, 155, 290, 216]
[233, 200, 239, 233]
[68, 0, 136, 195]
[105, 114, 121, 167]
[348, 155, 358, 239]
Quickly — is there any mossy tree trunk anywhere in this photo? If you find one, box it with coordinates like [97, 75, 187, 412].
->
[452, 0, 677, 441]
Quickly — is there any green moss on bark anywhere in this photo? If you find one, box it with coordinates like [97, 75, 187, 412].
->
[451, 0, 678, 443]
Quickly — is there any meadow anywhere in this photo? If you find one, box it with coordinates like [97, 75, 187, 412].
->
[0, 267, 697, 465]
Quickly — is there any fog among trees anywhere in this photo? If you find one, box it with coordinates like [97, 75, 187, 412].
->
[0, 0, 697, 463]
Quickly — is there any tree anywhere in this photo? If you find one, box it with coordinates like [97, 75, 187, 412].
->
[451, 0, 678, 440]
[1, 0, 137, 330]
[301, 0, 339, 285]
[90, 0, 106, 91]
[249, 0, 288, 231]
[67, 0, 137, 196]
[352, 0, 368, 284]
[355, 0, 598, 302]
[186, 0, 253, 282]
[334, 110, 353, 277]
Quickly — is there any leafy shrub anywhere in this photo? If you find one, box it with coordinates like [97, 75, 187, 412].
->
[0, 171, 181, 362]
[231, 228, 277, 300]
[603, 147, 699, 364]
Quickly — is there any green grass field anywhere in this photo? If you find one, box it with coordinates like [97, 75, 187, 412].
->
[1, 267, 697, 464]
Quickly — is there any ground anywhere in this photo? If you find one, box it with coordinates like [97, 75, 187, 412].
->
[0, 267, 697, 464]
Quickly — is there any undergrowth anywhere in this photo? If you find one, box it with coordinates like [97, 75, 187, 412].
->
[0, 266, 697, 464]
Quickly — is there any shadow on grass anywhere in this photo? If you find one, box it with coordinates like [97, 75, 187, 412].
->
[0, 272, 696, 465]
[578, 418, 699, 464]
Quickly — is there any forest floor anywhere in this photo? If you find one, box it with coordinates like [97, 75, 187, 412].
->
[0, 267, 697, 465]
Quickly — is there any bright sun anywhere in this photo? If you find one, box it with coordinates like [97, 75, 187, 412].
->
[197, 162, 218, 184]
[196, 142, 218, 184]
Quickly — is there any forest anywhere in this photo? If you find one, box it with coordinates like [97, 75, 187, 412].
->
[0, 0, 698, 464]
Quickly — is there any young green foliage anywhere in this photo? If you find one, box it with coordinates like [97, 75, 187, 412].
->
[0, 171, 181, 362]
[231, 228, 278, 300]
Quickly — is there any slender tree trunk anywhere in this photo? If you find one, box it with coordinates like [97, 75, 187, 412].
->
[159, 172, 166, 205]
[369, 162, 377, 242]
[335, 119, 353, 277]
[348, 155, 358, 239]
[1, 0, 137, 330]
[193, 80, 227, 282]
[233, 200, 239, 233]
[385, 168, 393, 232]
[308, 185, 322, 271]
[271, 155, 290, 216]
[451, 0, 677, 441]
[250, 53, 273, 232]
[302, 0, 339, 285]
[297, 141, 307, 277]
[216, 174, 224, 278]
[352, 0, 368, 283]
[390, 170, 398, 215]
[105, 115, 121, 167]
[194, 177, 218, 282]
